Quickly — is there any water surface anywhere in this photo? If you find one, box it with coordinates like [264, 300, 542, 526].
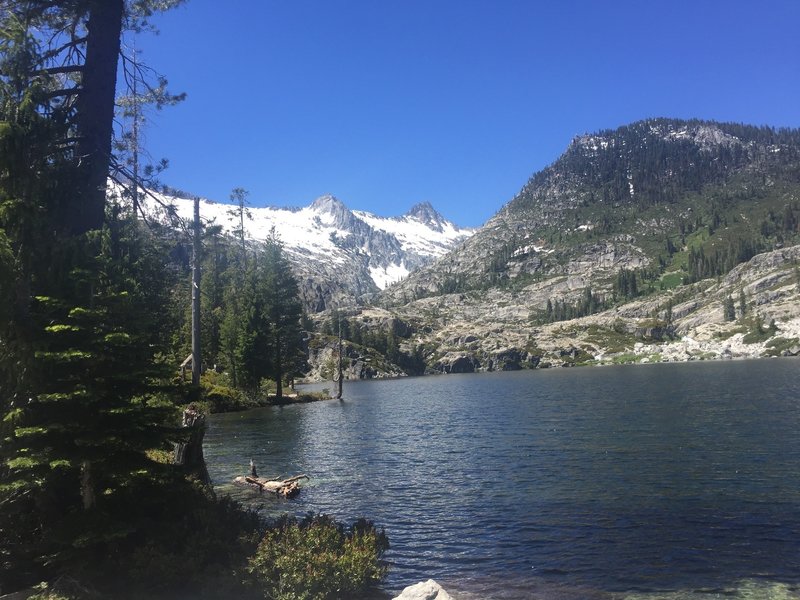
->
[204, 360, 800, 598]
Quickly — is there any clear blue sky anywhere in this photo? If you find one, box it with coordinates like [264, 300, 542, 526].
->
[130, 0, 800, 227]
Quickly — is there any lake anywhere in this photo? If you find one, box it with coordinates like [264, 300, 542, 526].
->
[204, 360, 800, 599]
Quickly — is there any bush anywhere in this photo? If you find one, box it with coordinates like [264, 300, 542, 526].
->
[247, 514, 389, 600]
[205, 383, 250, 412]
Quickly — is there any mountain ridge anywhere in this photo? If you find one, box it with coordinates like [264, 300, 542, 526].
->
[380, 118, 800, 305]
[131, 189, 476, 312]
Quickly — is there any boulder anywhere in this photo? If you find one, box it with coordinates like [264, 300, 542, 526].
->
[392, 579, 453, 600]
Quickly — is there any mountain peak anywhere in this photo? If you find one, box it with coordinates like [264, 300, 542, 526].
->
[310, 194, 347, 214]
[405, 201, 447, 231]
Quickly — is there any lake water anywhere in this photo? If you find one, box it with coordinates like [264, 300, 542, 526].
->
[204, 360, 800, 599]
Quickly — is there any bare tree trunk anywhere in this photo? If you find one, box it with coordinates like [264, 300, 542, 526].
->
[72, 0, 124, 235]
[174, 406, 211, 485]
[336, 322, 343, 399]
[274, 331, 282, 399]
[191, 196, 202, 385]
[80, 460, 95, 510]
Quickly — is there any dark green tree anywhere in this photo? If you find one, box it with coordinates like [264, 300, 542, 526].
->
[723, 296, 736, 321]
[262, 229, 303, 398]
[0, 1, 189, 590]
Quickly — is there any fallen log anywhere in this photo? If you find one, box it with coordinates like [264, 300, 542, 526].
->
[233, 474, 309, 498]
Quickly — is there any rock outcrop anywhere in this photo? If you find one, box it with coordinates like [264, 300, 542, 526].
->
[392, 579, 453, 600]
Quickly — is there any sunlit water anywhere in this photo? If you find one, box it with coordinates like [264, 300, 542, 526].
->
[204, 360, 800, 599]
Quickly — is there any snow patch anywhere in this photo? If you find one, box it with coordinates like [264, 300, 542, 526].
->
[369, 262, 410, 290]
[354, 210, 474, 256]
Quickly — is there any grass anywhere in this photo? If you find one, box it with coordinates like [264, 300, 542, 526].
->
[611, 352, 640, 364]
[659, 271, 685, 289]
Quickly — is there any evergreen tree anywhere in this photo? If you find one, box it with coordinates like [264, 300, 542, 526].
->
[228, 187, 252, 267]
[723, 296, 736, 321]
[219, 229, 303, 398]
[0, 2, 188, 590]
[262, 229, 303, 398]
[199, 224, 227, 369]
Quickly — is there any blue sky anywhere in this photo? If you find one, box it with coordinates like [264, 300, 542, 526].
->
[130, 1, 800, 227]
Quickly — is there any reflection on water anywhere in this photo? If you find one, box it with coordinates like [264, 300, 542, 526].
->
[204, 360, 800, 599]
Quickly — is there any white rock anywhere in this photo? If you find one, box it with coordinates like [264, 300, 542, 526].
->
[392, 579, 454, 600]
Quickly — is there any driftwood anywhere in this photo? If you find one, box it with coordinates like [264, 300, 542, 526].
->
[233, 473, 309, 498]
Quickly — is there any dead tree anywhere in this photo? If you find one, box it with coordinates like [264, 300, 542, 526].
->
[173, 406, 211, 485]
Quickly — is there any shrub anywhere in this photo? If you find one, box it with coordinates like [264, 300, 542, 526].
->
[247, 513, 389, 600]
[205, 383, 250, 412]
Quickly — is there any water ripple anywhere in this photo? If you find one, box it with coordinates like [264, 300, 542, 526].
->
[205, 360, 800, 598]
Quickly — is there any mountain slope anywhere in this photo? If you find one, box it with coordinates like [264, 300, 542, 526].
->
[135, 190, 475, 312]
[355, 118, 800, 374]
[382, 119, 800, 304]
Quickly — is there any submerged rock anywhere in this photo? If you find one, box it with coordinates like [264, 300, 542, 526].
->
[392, 579, 453, 600]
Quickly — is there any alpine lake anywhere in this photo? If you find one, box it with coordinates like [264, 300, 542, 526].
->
[204, 359, 800, 599]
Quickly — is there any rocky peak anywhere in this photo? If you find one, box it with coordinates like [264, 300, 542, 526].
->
[310, 194, 347, 215]
[405, 201, 447, 232]
[310, 194, 359, 231]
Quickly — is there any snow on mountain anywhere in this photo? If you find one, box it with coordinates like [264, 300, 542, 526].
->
[354, 202, 471, 258]
[131, 188, 475, 311]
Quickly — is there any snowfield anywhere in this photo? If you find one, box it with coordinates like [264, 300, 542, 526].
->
[124, 188, 474, 290]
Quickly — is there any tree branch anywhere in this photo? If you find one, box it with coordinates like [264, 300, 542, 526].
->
[44, 87, 81, 100]
[38, 65, 84, 76]
[38, 35, 88, 64]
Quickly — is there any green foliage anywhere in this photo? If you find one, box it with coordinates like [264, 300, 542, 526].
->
[247, 514, 389, 600]
[560, 348, 595, 365]
[765, 337, 800, 357]
[0, 216, 182, 588]
[742, 314, 778, 344]
[216, 229, 304, 397]
[723, 296, 736, 321]
[738, 289, 747, 317]
[686, 236, 766, 283]
[659, 271, 684, 290]
[613, 268, 638, 300]
[611, 353, 642, 364]
[0, 5, 317, 598]
[533, 287, 608, 324]
[584, 324, 635, 354]
[122, 483, 262, 597]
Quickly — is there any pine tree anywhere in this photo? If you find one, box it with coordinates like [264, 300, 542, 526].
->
[262, 229, 303, 398]
[0, 2, 188, 589]
[723, 296, 736, 321]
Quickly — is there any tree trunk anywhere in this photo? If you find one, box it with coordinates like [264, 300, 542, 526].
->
[80, 460, 95, 510]
[336, 324, 343, 399]
[173, 407, 211, 485]
[72, 0, 124, 235]
[274, 331, 282, 399]
[191, 196, 202, 385]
